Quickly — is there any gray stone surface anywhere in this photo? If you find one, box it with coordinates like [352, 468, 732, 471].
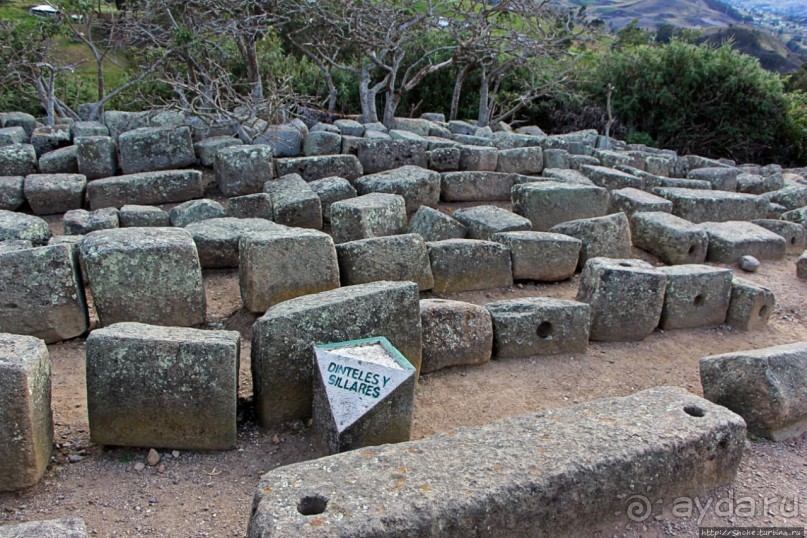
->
[0, 517, 87, 537]
[654, 187, 768, 223]
[275, 154, 363, 183]
[495, 146, 543, 175]
[264, 174, 322, 229]
[781, 206, 807, 227]
[304, 131, 342, 156]
[577, 258, 667, 342]
[687, 167, 739, 191]
[239, 228, 340, 313]
[80, 228, 206, 327]
[38, 145, 78, 174]
[336, 234, 433, 290]
[580, 165, 644, 190]
[185, 217, 284, 268]
[194, 136, 244, 167]
[419, 299, 492, 374]
[228, 193, 273, 221]
[254, 124, 303, 157]
[0, 112, 36, 137]
[71, 120, 109, 138]
[355, 165, 440, 213]
[86, 322, 239, 449]
[0, 176, 25, 211]
[0, 210, 51, 245]
[104, 110, 185, 140]
[550, 213, 632, 271]
[798, 250, 807, 279]
[440, 171, 515, 202]
[214, 144, 274, 197]
[75, 136, 117, 180]
[512, 181, 609, 231]
[118, 126, 196, 175]
[251, 281, 421, 425]
[542, 168, 596, 185]
[330, 193, 406, 244]
[452, 205, 531, 240]
[23, 174, 86, 215]
[406, 206, 466, 242]
[427, 239, 513, 292]
[87, 170, 204, 209]
[656, 265, 733, 330]
[609, 187, 672, 217]
[309, 177, 357, 223]
[458, 145, 497, 171]
[726, 277, 774, 331]
[334, 119, 365, 137]
[631, 212, 708, 265]
[248, 387, 745, 538]
[761, 186, 807, 211]
[63, 208, 119, 235]
[30, 126, 70, 157]
[751, 219, 807, 252]
[701, 342, 807, 440]
[118, 205, 170, 227]
[168, 199, 227, 227]
[357, 139, 427, 174]
[701, 221, 787, 264]
[543, 148, 570, 169]
[0, 145, 37, 176]
[0, 126, 28, 147]
[0, 334, 52, 492]
[491, 231, 581, 282]
[428, 147, 460, 172]
[486, 298, 590, 358]
[738, 255, 760, 272]
[736, 172, 784, 195]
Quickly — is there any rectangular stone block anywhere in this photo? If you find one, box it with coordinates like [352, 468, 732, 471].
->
[512, 181, 609, 231]
[427, 239, 513, 292]
[75, 136, 117, 180]
[86, 322, 239, 450]
[357, 139, 427, 174]
[701, 221, 787, 263]
[0, 334, 52, 491]
[118, 204, 170, 227]
[406, 206, 466, 242]
[654, 187, 768, 223]
[550, 213, 632, 271]
[355, 165, 440, 213]
[23, 174, 87, 215]
[419, 299, 492, 374]
[214, 144, 274, 196]
[38, 145, 78, 174]
[274, 154, 363, 183]
[0, 517, 87, 537]
[0, 144, 37, 176]
[0, 176, 25, 211]
[657, 265, 733, 330]
[751, 219, 807, 252]
[726, 277, 774, 331]
[248, 387, 745, 538]
[687, 167, 739, 191]
[87, 170, 204, 209]
[440, 171, 514, 202]
[118, 126, 196, 174]
[579, 164, 644, 190]
[491, 231, 581, 282]
[309, 177, 357, 223]
[496, 146, 543, 175]
[0, 210, 52, 245]
[251, 281, 421, 425]
[631, 212, 708, 265]
[609, 187, 673, 217]
[185, 217, 285, 268]
[330, 193, 406, 244]
[264, 174, 323, 230]
[452, 205, 531, 241]
[336, 234, 433, 290]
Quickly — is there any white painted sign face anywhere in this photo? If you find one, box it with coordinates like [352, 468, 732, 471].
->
[315, 342, 413, 433]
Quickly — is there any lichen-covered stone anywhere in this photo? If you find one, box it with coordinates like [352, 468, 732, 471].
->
[309, 177, 357, 223]
[701, 342, 807, 440]
[23, 173, 86, 215]
[797, 250, 807, 279]
[512, 181, 609, 231]
[336, 234, 433, 290]
[427, 239, 513, 292]
[419, 299, 492, 373]
[264, 174, 323, 229]
[609, 187, 672, 217]
[118, 205, 170, 227]
[80, 228, 206, 327]
[355, 165, 440, 213]
[274, 155, 363, 183]
[458, 145, 497, 171]
[63, 208, 119, 235]
[491, 231, 581, 282]
[686, 167, 739, 191]
[701, 221, 787, 264]
[228, 193, 274, 221]
[0, 334, 52, 492]
[580, 165, 644, 190]
[334, 119, 365, 137]
[251, 281, 421, 425]
[656, 265, 733, 330]
[75, 136, 118, 180]
[86, 322, 239, 449]
[440, 171, 514, 202]
[0, 210, 51, 245]
[428, 147, 460, 172]
[550, 213, 632, 271]
[214, 144, 274, 196]
[654, 187, 768, 223]
[726, 277, 774, 331]
[761, 185, 807, 211]
[495, 146, 543, 175]
[486, 298, 590, 358]
[168, 199, 227, 227]
[0, 176, 25, 211]
[452, 205, 531, 240]
[0, 144, 37, 176]
[0, 517, 87, 537]
[118, 126, 196, 174]
[239, 228, 339, 313]
[406, 206, 466, 242]
[631, 212, 708, 265]
[577, 257, 666, 342]
[736, 173, 784, 195]
[0, 112, 36, 137]
[542, 168, 596, 185]
[0, 126, 28, 146]
[185, 217, 284, 268]
[751, 219, 806, 252]
[357, 139, 427, 174]
[38, 145, 78, 174]
[330, 193, 406, 244]
[253, 124, 303, 157]
[194, 135, 244, 167]
[71, 120, 109, 138]
[30, 125, 71, 157]
[87, 170, 204, 209]
[543, 148, 570, 169]
[303, 131, 342, 156]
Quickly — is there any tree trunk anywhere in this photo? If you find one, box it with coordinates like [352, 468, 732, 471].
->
[358, 65, 379, 123]
[450, 64, 471, 121]
[477, 69, 490, 127]
[241, 36, 263, 101]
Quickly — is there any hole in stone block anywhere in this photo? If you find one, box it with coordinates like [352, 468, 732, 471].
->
[297, 494, 328, 516]
[618, 262, 633, 267]
[791, 237, 797, 245]
[684, 405, 705, 418]
[536, 322, 553, 339]
[693, 294, 704, 306]
[718, 437, 729, 450]
[687, 245, 696, 255]
[758, 305, 769, 318]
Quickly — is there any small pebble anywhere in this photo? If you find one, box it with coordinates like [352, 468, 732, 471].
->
[172, 450, 180, 458]
[739, 255, 760, 272]
[134, 462, 145, 472]
[68, 455, 83, 463]
[147, 448, 160, 466]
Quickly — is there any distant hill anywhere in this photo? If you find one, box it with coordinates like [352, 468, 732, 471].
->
[731, 0, 807, 19]
[553, 0, 746, 30]
[697, 26, 804, 73]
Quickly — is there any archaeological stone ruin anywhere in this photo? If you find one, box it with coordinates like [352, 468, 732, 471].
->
[1, 108, 806, 536]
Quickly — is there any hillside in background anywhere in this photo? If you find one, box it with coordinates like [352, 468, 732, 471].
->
[731, 0, 807, 19]
[553, 0, 745, 30]
[698, 26, 804, 72]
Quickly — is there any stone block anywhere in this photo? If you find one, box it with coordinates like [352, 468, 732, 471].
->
[104, 110, 185, 140]
[512, 181, 609, 231]
[485, 298, 590, 358]
[452, 205, 531, 240]
[254, 124, 303, 157]
[542, 168, 595, 185]
[736, 173, 784, 195]
[330, 193, 406, 244]
[631, 212, 708, 265]
[577, 258, 667, 342]
[248, 387, 744, 538]
[609, 187, 673, 217]
[86, 322, 239, 449]
[0, 176, 25, 211]
[656, 265, 733, 330]
[75, 136, 118, 180]
[495, 146, 543, 175]
[781, 207, 807, 227]
[87, 170, 204, 209]
[185, 217, 284, 268]
[251, 281, 421, 425]
[313, 337, 416, 453]
[309, 177, 357, 223]
[336, 234, 433, 290]
[761, 186, 807, 211]
[543, 148, 570, 169]
[0, 126, 28, 146]
[118, 205, 170, 227]
[264, 174, 323, 229]
[227, 192, 273, 220]
[38, 145, 78, 174]
[275, 154, 362, 183]
[118, 126, 196, 174]
[701, 221, 787, 263]
[30, 126, 71, 157]
[750, 219, 806, 252]
[654, 187, 768, 223]
[687, 167, 739, 191]
[194, 135, 244, 167]
[63, 208, 119, 235]
[0, 144, 37, 176]
[491, 231, 581, 282]
[23, 173, 86, 215]
[440, 171, 515, 202]
[427, 239, 512, 292]
[0, 334, 52, 492]
[419, 299, 492, 374]
[80, 228, 206, 327]
[458, 145, 497, 171]
[798, 250, 807, 279]
[239, 228, 339, 313]
[726, 277, 774, 331]
[701, 342, 807, 440]
[406, 206, 466, 242]
[357, 139, 427, 174]
[214, 144, 274, 197]
[428, 147, 460, 172]
[0, 112, 36, 137]
[168, 199, 227, 227]
[550, 213, 632, 271]
[71, 120, 109, 138]
[355, 165, 440, 213]
[0, 517, 87, 537]
[580, 165, 643, 190]
[334, 119, 365, 137]
[0, 210, 51, 245]
[304, 131, 342, 156]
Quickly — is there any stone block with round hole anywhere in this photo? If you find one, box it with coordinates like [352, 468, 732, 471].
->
[656, 265, 733, 330]
[726, 277, 775, 331]
[630, 212, 708, 265]
[751, 219, 806, 253]
[701, 221, 787, 264]
[485, 298, 590, 359]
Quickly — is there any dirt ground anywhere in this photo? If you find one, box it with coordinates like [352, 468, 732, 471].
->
[1, 205, 806, 537]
